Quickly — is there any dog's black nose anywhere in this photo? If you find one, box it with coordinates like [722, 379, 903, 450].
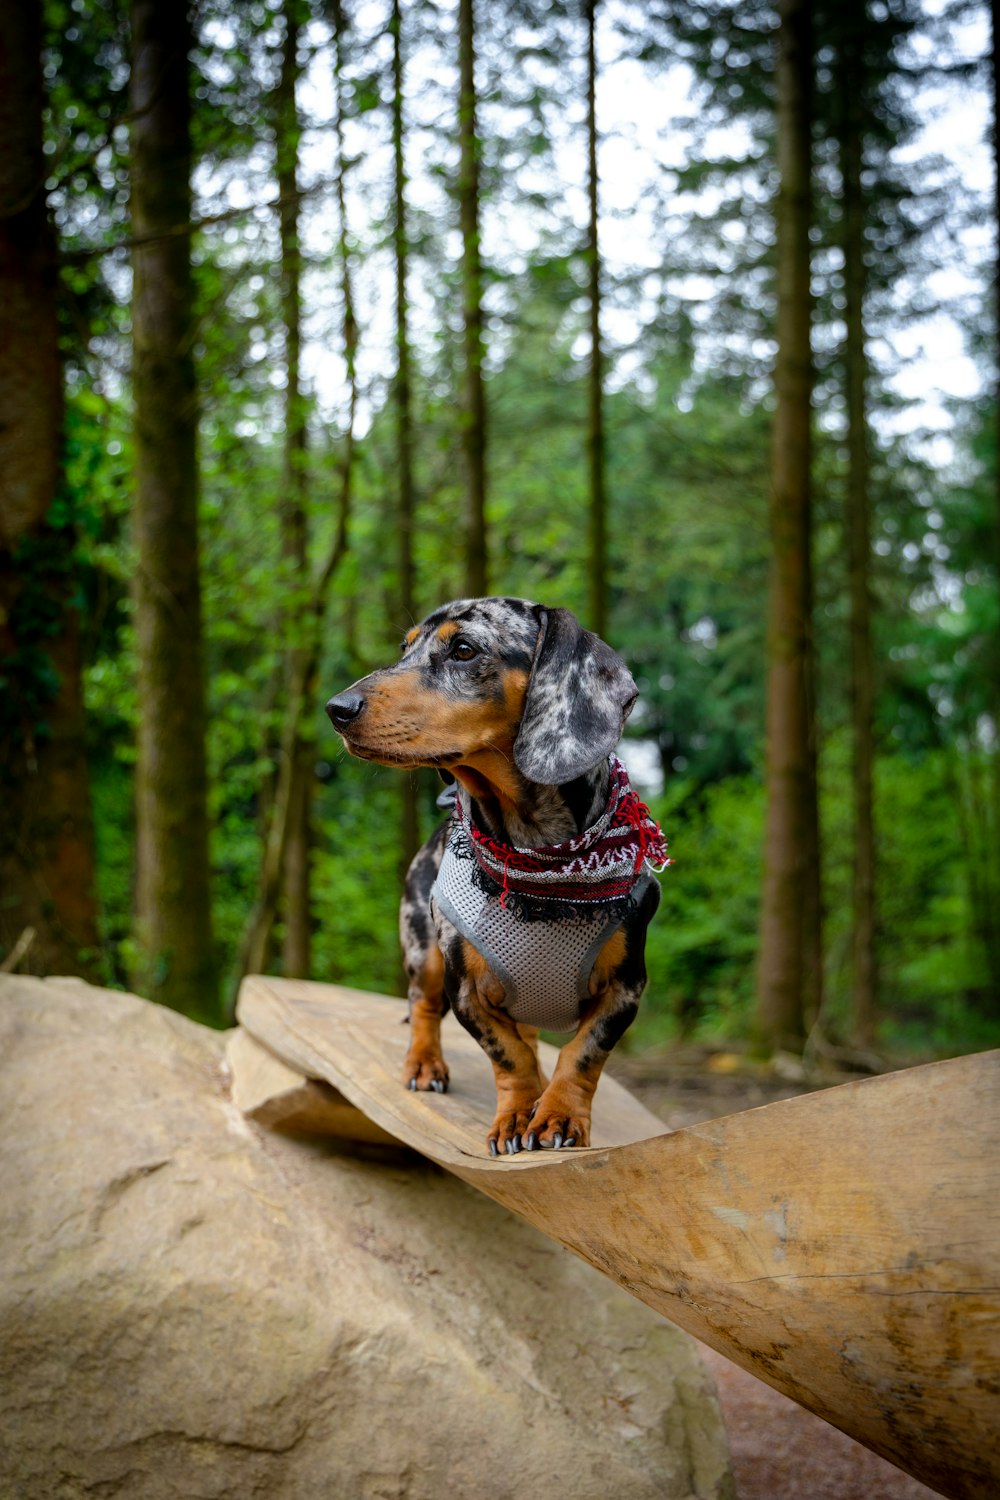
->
[326, 691, 365, 727]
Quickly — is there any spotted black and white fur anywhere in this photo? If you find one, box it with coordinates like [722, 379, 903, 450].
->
[326, 597, 660, 1156]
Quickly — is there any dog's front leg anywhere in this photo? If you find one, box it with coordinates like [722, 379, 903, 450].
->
[527, 882, 658, 1149]
[444, 937, 545, 1156]
[527, 904, 653, 1149]
[526, 983, 640, 1149]
[402, 942, 450, 1092]
[400, 832, 451, 1092]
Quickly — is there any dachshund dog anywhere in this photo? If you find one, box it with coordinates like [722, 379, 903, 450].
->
[326, 598, 667, 1157]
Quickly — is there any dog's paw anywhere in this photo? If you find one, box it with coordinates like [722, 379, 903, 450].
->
[486, 1101, 537, 1158]
[523, 1089, 592, 1151]
[402, 1050, 449, 1094]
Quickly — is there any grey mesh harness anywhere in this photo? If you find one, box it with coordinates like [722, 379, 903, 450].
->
[432, 830, 659, 1033]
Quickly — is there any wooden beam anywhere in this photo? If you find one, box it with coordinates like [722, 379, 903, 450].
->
[237, 975, 1000, 1500]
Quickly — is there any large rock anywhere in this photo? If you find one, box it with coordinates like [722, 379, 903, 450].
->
[0, 976, 732, 1500]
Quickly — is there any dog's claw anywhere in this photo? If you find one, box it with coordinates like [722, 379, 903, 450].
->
[489, 1139, 499, 1158]
[564, 1136, 576, 1148]
[405, 1069, 449, 1093]
[553, 1131, 563, 1150]
[526, 1132, 537, 1151]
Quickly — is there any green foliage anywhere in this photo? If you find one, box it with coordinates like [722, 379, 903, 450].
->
[32, 0, 998, 1058]
[820, 735, 999, 1051]
[632, 741, 1000, 1056]
[311, 765, 410, 995]
[612, 371, 771, 783]
[89, 757, 134, 984]
[634, 775, 765, 1048]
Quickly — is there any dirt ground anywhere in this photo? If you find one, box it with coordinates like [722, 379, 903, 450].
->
[608, 1049, 945, 1500]
[696, 1344, 941, 1500]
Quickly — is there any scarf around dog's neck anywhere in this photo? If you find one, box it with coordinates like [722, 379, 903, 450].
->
[450, 755, 671, 920]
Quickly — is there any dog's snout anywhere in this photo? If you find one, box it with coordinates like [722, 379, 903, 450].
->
[326, 691, 366, 728]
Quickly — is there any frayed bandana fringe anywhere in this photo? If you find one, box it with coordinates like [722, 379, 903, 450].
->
[450, 756, 671, 921]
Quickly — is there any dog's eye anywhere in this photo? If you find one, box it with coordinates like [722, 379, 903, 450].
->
[451, 640, 478, 661]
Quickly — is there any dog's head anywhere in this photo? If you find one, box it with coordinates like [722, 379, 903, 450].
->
[326, 597, 637, 786]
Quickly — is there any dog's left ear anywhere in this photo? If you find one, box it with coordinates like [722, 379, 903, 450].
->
[513, 607, 637, 785]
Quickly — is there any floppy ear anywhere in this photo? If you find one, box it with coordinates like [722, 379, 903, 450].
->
[513, 607, 638, 785]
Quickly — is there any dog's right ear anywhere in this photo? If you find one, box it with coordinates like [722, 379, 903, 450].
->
[513, 607, 637, 785]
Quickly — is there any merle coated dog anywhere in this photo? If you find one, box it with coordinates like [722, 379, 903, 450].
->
[326, 598, 666, 1157]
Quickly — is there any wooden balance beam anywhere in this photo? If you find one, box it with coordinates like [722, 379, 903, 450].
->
[235, 975, 999, 1500]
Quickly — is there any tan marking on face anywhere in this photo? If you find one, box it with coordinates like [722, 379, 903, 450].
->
[339, 664, 531, 783]
[502, 667, 530, 724]
[454, 667, 531, 802]
[436, 621, 460, 643]
[342, 668, 498, 759]
[404, 626, 420, 647]
[456, 753, 524, 807]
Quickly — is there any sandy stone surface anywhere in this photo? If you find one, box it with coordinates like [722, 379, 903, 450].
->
[0, 975, 732, 1500]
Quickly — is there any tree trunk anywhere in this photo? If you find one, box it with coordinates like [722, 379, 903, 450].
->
[232, 0, 358, 1007]
[982, 0, 1000, 1003]
[391, 0, 421, 877]
[392, 0, 415, 628]
[585, 0, 608, 641]
[992, 1, 1000, 699]
[281, 740, 313, 973]
[756, 0, 817, 1052]
[276, 0, 312, 978]
[839, 14, 878, 1047]
[457, 0, 488, 595]
[131, 0, 216, 1020]
[0, 1, 100, 979]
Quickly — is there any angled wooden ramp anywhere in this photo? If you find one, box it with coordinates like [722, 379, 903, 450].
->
[237, 976, 1000, 1500]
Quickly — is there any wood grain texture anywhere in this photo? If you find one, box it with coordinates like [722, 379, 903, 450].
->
[237, 976, 1000, 1500]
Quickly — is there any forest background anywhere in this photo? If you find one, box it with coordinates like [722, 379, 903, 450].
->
[2, 0, 999, 1065]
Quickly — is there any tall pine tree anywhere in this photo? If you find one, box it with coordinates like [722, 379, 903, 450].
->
[130, 0, 216, 1018]
[391, 0, 421, 876]
[757, 0, 819, 1051]
[585, 0, 608, 640]
[0, 0, 100, 979]
[276, 0, 313, 978]
[833, 0, 878, 1045]
[458, 0, 488, 594]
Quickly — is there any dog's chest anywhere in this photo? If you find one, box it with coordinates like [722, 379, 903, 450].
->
[432, 841, 621, 1033]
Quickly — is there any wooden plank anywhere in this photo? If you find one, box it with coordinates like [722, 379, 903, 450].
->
[237, 975, 1000, 1500]
[236, 975, 665, 1156]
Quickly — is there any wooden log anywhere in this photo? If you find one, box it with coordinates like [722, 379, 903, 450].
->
[237, 975, 1000, 1500]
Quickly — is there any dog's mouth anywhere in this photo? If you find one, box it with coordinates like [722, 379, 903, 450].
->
[341, 738, 464, 770]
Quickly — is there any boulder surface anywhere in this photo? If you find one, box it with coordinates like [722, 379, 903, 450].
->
[0, 975, 732, 1500]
